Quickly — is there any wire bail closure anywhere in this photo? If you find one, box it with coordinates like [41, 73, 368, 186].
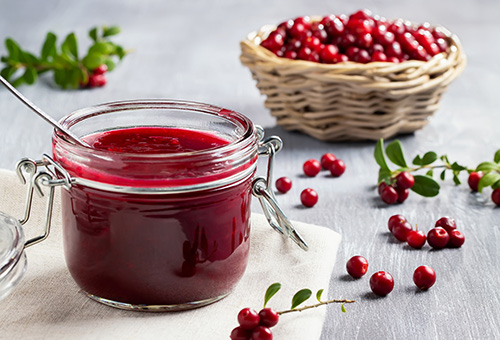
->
[252, 126, 309, 251]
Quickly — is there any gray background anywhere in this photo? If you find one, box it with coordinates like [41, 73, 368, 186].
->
[0, 0, 499, 339]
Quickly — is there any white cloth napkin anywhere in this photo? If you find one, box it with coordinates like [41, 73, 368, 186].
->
[0, 168, 341, 340]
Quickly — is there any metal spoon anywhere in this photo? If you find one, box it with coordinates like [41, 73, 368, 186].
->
[0, 75, 90, 147]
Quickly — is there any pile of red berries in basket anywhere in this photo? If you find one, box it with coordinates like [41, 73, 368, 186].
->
[259, 9, 450, 64]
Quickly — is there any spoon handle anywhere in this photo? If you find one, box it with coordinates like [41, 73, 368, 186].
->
[0, 75, 89, 147]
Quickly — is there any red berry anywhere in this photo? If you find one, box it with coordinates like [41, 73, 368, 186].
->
[380, 186, 398, 204]
[297, 47, 319, 62]
[406, 230, 426, 249]
[320, 44, 339, 63]
[353, 49, 371, 63]
[251, 326, 273, 340]
[396, 172, 415, 190]
[238, 308, 260, 330]
[448, 229, 465, 248]
[300, 188, 318, 207]
[284, 50, 298, 60]
[303, 159, 321, 177]
[427, 227, 450, 249]
[311, 23, 328, 43]
[413, 266, 436, 290]
[346, 46, 360, 60]
[88, 74, 106, 87]
[320, 153, 337, 170]
[371, 51, 388, 62]
[289, 22, 308, 39]
[304, 36, 322, 52]
[493, 188, 500, 206]
[350, 9, 373, 21]
[378, 181, 389, 196]
[93, 64, 108, 75]
[329, 159, 346, 177]
[369, 271, 394, 296]
[435, 38, 448, 52]
[388, 21, 405, 35]
[322, 15, 345, 37]
[396, 187, 409, 203]
[388, 214, 407, 232]
[385, 41, 403, 58]
[275, 177, 292, 193]
[258, 308, 279, 328]
[346, 255, 369, 278]
[231, 326, 252, 340]
[435, 217, 456, 234]
[468, 172, 483, 192]
[392, 221, 412, 242]
[355, 33, 374, 49]
[331, 54, 349, 63]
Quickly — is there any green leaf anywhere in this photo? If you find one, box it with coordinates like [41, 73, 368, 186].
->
[115, 45, 126, 59]
[41, 32, 57, 60]
[426, 169, 433, 177]
[61, 32, 78, 60]
[374, 139, 390, 171]
[5, 38, 21, 61]
[0, 66, 16, 80]
[88, 41, 114, 55]
[89, 27, 98, 42]
[11, 76, 25, 87]
[478, 171, 500, 193]
[23, 67, 37, 85]
[452, 172, 461, 185]
[104, 58, 116, 71]
[451, 162, 467, 172]
[421, 151, 438, 166]
[495, 150, 500, 164]
[82, 53, 106, 70]
[385, 140, 408, 167]
[492, 180, 500, 190]
[316, 289, 324, 302]
[103, 26, 121, 37]
[440, 155, 450, 164]
[476, 162, 500, 172]
[440, 169, 446, 181]
[378, 167, 392, 184]
[411, 175, 440, 197]
[412, 155, 422, 166]
[264, 283, 281, 308]
[19, 51, 39, 64]
[69, 67, 81, 89]
[341, 304, 347, 313]
[291, 289, 312, 309]
[53, 69, 68, 88]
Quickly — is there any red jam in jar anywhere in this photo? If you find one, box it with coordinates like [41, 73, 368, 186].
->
[52, 101, 259, 310]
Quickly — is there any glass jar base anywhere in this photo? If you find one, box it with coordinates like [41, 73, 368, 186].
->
[84, 291, 230, 312]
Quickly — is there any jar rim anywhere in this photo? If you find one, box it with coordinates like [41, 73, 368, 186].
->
[55, 99, 256, 159]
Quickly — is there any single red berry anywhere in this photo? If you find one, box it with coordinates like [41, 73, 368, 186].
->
[88, 74, 106, 88]
[258, 308, 279, 328]
[238, 308, 260, 330]
[93, 64, 108, 75]
[493, 188, 500, 206]
[346, 255, 369, 278]
[231, 326, 252, 340]
[322, 15, 345, 37]
[385, 41, 403, 58]
[413, 265, 436, 290]
[392, 221, 413, 242]
[378, 181, 389, 196]
[331, 54, 349, 63]
[380, 186, 398, 204]
[275, 177, 292, 193]
[353, 49, 371, 63]
[371, 51, 388, 62]
[427, 227, 450, 249]
[435, 217, 456, 234]
[277, 20, 294, 34]
[467, 172, 483, 192]
[396, 187, 409, 203]
[300, 188, 318, 207]
[435, 38, 448, 52]
[388, 214, 407, 232]
[251, 326, 273, 340]
[304, 36, 322, 52]
[319, 44, 339, 63]
[303, 159, 321, 177]
[311, 23, 328, 43]
[396, 172, 415, 190]
[406, 230, 426, 249]
[355, 33, 374, 49]
[329, 159, 346, 177]
[388, 21, 405, 35]
[320, 153, 337, 170]
[346, 46, 360, 60]
[284, 50, 298, 60]
[369, 271, 394, 296]
[448, 229, 465, 248]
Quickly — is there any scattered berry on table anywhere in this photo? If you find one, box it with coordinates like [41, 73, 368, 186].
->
[427, 227, 450, 249]
[413, 265, 436, 290]
[303, 159, 321, 177]
[434, 216, 456, 234]
[467, 171, 483, 192]
[230, 326, 252, 340]
[258, 308, 279, 327]
[300, 188, 318, 207]
[329, 159, 346, 177]
[392, 220, 413, 242]
[251, 326, 273, 340]
[369, 271, 394, 296]
[388, 214, 406, 232]
[406, 229, 426, 249]
[447, 229, 465, 248]
[275, 177, 292, 193]
[346, 255, 369, 278]
[320, 153, 337, 170]
[492, 188, 500, 206]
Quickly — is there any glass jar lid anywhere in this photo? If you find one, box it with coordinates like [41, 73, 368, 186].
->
[0, 210, 27, 301]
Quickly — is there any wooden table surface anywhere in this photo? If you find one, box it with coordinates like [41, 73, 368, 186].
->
[1, 0, 499, 339]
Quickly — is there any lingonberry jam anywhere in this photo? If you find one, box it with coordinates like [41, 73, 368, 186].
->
[52, 100, 259, 310]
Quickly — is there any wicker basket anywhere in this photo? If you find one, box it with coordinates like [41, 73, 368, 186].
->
[240, 23, 466, 141]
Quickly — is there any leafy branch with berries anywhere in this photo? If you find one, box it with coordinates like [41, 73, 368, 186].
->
[230, 283, 355, 340]
[1, 25, 128, 89]
[374, 138, 500, 205]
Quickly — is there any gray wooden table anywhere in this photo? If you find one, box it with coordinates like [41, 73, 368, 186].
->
[1, 1, 499, 339]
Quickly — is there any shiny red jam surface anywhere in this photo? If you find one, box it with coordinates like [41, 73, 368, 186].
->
[55, 127, 255, 306]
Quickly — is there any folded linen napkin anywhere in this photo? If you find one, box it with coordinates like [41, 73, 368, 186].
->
[0, 168, 341, 340]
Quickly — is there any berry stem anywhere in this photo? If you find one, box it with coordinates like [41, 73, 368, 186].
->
[276, 299, 355, 315]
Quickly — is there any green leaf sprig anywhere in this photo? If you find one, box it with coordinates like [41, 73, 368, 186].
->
[1, 26, 128, 89]
[375, 138, 500, 198]
[263, 282, 355, 315]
